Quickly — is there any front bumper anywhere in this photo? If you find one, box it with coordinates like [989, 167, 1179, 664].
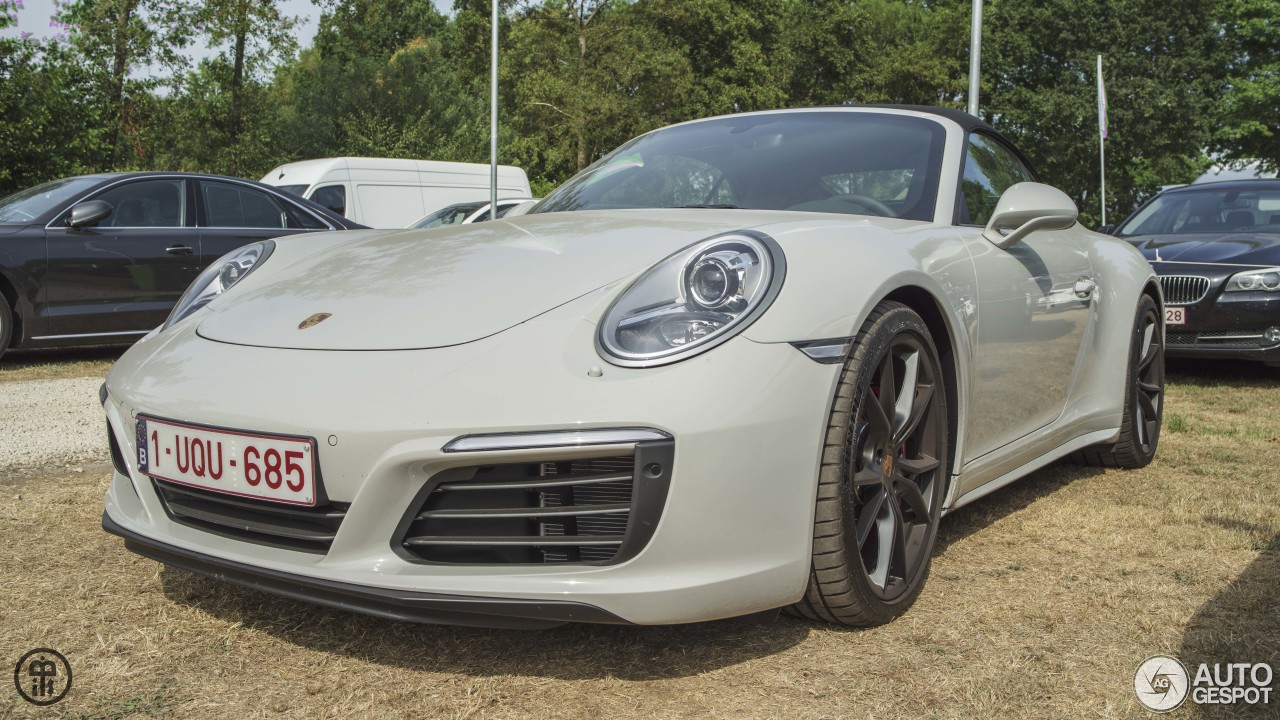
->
[101, 308, 839, 625]
[1155, 265, 1280, 364]
[102, 512, 628, 629]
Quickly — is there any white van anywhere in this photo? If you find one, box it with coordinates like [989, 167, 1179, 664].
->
[260, 157, 533, 228]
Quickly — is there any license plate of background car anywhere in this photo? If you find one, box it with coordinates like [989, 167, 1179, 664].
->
[136, 416, 317, 506]
[1165, 307, 1186, 325]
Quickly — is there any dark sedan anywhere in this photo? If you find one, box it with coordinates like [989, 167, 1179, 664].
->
[0, 172, 364, 359]
[1115, 179, 1280, 365]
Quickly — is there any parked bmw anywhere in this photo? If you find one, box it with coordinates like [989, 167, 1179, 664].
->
[1114, 179, 1280, 365]
[0, 172, 362, 359]
[101, 107, 1164, 629]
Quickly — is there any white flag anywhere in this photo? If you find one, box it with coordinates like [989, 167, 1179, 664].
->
[1097, 55, 1108, 140]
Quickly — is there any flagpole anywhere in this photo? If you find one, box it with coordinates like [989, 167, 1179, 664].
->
[490, 0, 499, 217]
[1097, 54, 1107, 227]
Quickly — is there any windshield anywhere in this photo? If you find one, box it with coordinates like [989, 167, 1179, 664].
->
[1118, 186, 1280, 236]
[535, 112, 946, 221]
[0, 177, 101, 223]
[411, 201, 486, 229]
[275, 184, 309, 197]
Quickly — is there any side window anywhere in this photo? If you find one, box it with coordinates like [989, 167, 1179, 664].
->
[93, 179, 186, 227]
[202, 182, 289, 229]
[959, 134, 1034, 226]
[309, 185, 346, 216]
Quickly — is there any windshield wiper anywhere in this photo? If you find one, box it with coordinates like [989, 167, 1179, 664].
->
[673, 204, 740, 209]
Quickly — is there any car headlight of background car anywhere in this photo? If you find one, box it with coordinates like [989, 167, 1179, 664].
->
[597, 232, 785, 367]
[1225, 267, 1280, 293]
[164, 240, 275, 330]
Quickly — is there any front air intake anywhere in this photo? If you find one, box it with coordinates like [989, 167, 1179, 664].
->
[395, 440, 673, 565]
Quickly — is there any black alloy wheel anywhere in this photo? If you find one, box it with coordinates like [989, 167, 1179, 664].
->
[1072, 294, 1163, 468]
[790, 301, 949, 626]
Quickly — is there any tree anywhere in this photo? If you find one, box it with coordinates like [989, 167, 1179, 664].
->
[980, 0, 1229, 225]
[53, 0, 189, 166]
[178, 0, 297, 174]
[503, 0, 690, 187]
[1216, 0, 1280, 170]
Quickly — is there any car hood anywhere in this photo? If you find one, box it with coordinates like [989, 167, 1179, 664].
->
[1126, 233, 1280, 266]
[197, 209, 791, 351]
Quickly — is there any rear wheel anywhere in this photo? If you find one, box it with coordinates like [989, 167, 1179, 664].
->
[0, 296, 12, 361]
[788, 301, 949, 627]
[1071, 294, 1163, 468]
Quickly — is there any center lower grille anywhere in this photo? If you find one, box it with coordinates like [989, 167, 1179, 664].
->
[1166, 329, 1279, 349]
[1158, 275, 1211, 305]
[396, 440, 673, 565]
[152, 479, 349, 553]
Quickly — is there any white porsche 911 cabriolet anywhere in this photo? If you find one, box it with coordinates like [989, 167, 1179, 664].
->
[101, 106, 1164, 629]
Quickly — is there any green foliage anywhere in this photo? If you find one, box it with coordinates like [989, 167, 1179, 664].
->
[981, 0, 1227, 225]
[1, 0, 1274, 226]
[0, 38, 113, 193]
[1216, 0, 1280, 171]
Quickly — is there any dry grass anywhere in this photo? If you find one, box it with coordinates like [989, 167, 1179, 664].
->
[1, 358, 1278, 719]
[0, 346, 124, 384]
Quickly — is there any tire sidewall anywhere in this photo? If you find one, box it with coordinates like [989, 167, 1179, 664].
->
[1127, 295, 1163, 462]
[835, 307, 950, 622]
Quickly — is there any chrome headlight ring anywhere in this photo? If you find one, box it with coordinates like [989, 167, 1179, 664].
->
[597, 231, 786, 367]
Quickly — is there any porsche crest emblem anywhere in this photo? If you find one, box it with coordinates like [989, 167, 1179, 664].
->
[298, 313, 332, 330]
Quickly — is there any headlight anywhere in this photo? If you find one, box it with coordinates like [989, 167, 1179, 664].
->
[1225, 267, 1280, 293]
[164, 240, 274, 330]
[597, 232, 785, 366]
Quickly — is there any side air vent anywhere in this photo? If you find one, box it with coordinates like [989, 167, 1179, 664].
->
[396, 440, 674, 565]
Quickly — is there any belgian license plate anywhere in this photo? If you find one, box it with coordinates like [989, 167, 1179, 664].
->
[136, 416, 317, 506]
[1165, 307, 1186, 326]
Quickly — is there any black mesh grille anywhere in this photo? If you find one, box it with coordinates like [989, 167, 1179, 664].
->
[1166, 329, 1277, 349]
[1158, 275, 1211, 305]
[398, 443, 672, 565]
[153, 479, 348, 554]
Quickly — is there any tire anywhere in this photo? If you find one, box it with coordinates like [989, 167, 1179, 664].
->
[0, 295, 12, 362]
[788, 301, 950, 627]
[1071, 294, 1163, 469]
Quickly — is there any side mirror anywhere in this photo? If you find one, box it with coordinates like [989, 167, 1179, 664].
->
[1096, 224, 1116, 235]
[981, 182, 1078, 249]
[66, 200, 113, 229]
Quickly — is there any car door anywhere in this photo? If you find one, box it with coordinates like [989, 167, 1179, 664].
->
[956, 133, 1096, 462]
[197, 180, 315, 265]
[45, 177, 200, 337]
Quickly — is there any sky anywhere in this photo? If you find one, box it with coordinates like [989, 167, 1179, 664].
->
[2, 0, 455, 64]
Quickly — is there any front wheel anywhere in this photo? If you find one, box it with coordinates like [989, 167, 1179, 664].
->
[788, 301, 950, 627]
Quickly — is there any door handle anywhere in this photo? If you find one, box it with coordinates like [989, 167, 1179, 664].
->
[166, 245, 195, 256]
[1074, 278, 1096, 299]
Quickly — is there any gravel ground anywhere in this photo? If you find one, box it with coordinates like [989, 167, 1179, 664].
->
[0, 377, 106, 471]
